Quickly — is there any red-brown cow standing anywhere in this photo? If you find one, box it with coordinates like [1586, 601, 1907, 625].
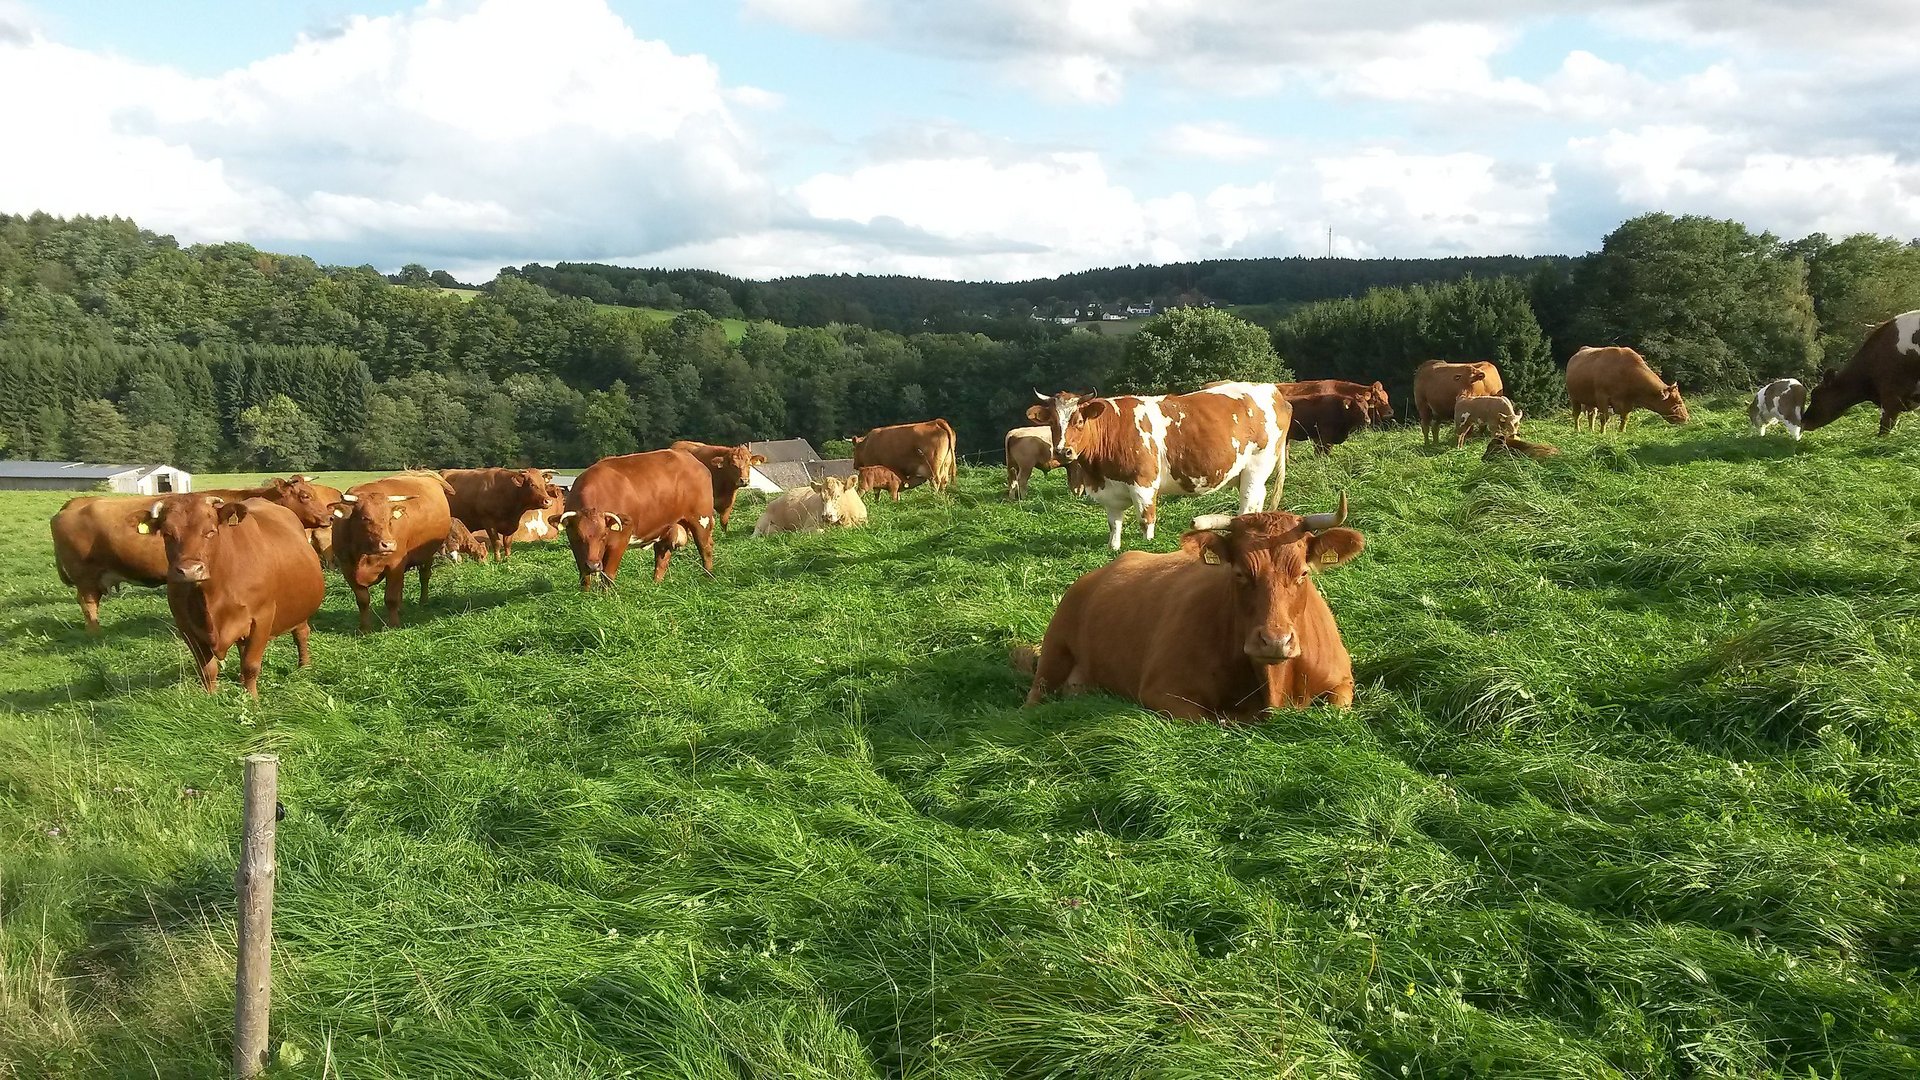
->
[1565, 346, 1689, 432]
[561, 449, 717, 590]
[1413, 361, 1503, 446]
[855, 464, 904, 502]
[1286, 393, 1374, 456]
[1021, 495, 1364, 720]
[141, 494, 325, 697]
[50, 495, 167, 632]
[441, 467, 561, 562]
[1802, 310, 1920, 435]
[669, 441, 767, 530]
[330, 472, 455, 633]
[1280, 379, 1394, 422]
[852, 419, 958, 492]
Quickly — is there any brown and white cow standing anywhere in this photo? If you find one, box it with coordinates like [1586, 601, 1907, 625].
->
[330, 472, 455, 633]
[1413, 361, 1503, 446]
[852, 419, 958, 492]
[1750, 378, 1807, 439]
[1021, 495, 1364, 720]
[670, 441, 768, 530]
[1802, 311, 1920, 435]
[1029, 382, 1292, 551]
[441, 467, 561, 562]
[1004, 425, 1062, 500]
[1453, 395, 1523, 447]
[141, 494, 326, 697]
[1565, 347, 1689, 431]
[561, 449, 716, 589]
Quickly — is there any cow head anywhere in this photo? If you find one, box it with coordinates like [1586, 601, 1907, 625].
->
[1495, 408, 1523, 438]
[141, 495, 249, 585]
[440, 521, 487, 563]
[266, 476, 334, 528]
[330, 491, 416, 557]
[1368, 382, 1394, 422]
[1181, 494, 1364, 666]
[810, 476, 849, 524]
[708, 445, 765, 489]
[1801, 367, 1858, 430]
[1655, 382, 1690, 424]
[1028, 389, 1108, 464]
[505, 467, 562, 511]
[558, 506, 628, 587]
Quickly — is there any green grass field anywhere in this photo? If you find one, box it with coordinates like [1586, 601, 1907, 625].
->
[4, 402, 1919, 1077]
[608, 305, 753, 342]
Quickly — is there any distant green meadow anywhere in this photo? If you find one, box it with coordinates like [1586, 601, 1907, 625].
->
[3, 401, 1917, 1077]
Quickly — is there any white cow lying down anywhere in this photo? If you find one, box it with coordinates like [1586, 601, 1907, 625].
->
[753, 477, 868, 536]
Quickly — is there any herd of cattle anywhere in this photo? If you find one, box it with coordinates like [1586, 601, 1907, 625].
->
[42, 310, 1920, 717]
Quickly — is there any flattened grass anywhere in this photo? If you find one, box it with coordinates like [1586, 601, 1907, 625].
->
[2, 400, 1918, 1077]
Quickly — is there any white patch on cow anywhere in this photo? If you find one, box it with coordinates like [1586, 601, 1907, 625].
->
[1895, 310, 1920, 358]
[698, 516, 711, 529]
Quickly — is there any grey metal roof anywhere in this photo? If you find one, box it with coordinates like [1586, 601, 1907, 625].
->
[0, 459, 147, 479]
[755, 461, 818, 491]
[814, 458, 857, 480]
[750, 438, 821, 464]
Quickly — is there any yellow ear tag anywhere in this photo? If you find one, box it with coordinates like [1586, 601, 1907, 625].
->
[392, 508, 404, 519]
[136, 522, 150, 534]
[610, 522, 622, 531]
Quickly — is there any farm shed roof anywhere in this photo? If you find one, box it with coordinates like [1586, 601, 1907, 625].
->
[749, 438, 820, 464]
[0, 460, 146, 479]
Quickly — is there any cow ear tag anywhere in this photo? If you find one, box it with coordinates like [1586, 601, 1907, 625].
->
[1200, 547, 1221, 565]
[136, 522, 150, 534]
[392, 508, 404, 519]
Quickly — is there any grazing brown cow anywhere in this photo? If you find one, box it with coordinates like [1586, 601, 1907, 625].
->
[1021, 495, 1363, 720]
[138, 495, 325, 697]
[330, 472, 455, 633]
[1281, 379, 1394, 422]
[1750, 378, 1807, 439]
[1414, 361, 1503, 445]
[50, 495, 168, 632]
[1004, 425, 1063, 500]
[561, 449, 716, 589]
[1566, 346, 1689, 432]
[670, 441, 768, 530]
[440, 518, 489, 563]
[199, 476, 338, 530]
[856, 464, 905, 502]
[1029, 383, 1291, 551]
[1802, 311, 1920, 435]
[1286, 393, 1373, 456]
[1453, 395, 1523, 447]
[852, 419, 958, 492]
[441, 467, 561, 562]
[1483, 434, 1561, 460]
[303, 480, 345, 566]
[754, 476, 868, 535]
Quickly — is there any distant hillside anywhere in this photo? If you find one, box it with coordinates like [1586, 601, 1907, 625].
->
[509, 254, 1573, 336]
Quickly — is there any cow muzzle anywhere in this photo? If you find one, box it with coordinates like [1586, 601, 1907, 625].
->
[169, 561, 210, 584]
[377, 540, 398, 553]
[1247, 630, 1299, 664]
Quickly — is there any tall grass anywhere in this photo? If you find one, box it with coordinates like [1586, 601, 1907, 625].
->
[2, 401, 1917, 1077]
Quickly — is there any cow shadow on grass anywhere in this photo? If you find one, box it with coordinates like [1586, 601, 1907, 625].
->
[306, 578, 555, 637]
[57, 854, 232, 1015]
[1625, 434, 1801, 467]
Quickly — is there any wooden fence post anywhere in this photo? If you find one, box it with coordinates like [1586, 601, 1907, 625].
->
[234, 753, 279, 1079]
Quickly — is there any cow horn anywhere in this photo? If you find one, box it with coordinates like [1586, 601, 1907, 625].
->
[149, 499, 165, 519]
[387, 494, 415, 502]
[206, 496, 225, 508]
[1191, 513, 1234, 532]
[558, 511, 577, 523]
[606, 512, 624, 530]
[1301, 492, 1349, 533]
[1033, 388, 1050, 402]
[342, 493, 359, 503]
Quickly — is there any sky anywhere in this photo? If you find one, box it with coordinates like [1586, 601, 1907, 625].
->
[3, 0, 1917, 284]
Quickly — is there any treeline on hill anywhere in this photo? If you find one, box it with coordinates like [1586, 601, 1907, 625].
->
[2, 211, 1917, 472]
[510, 254, 1570, 335]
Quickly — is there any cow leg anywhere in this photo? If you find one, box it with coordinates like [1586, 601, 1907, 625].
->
[1106, 506, 1126, 551]
[693, 518, 715, 576]
[499, 535, 513, 563]
[1024, 640, 1076, 706]
[197, 649, 222, 694]
[1269, 438, 1289, 512]
[384, 571, 407, 628]
[1138, 492, 1158, 542]
[652, 540, 674, 582]
[1456, 418, 1471, 448]
[239, 626, 269, 699]
[352, 583, 374, 635]
[1879, 405, 1901, 436]
[292, 621, 312, 667]
[78, 586, 103, 634]
[1139, 689, 1213, 722]
[1617, 410, 1630, 433]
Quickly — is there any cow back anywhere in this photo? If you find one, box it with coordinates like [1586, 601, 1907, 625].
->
[51, 495, 169, 587]
[569, 450, 716, 545]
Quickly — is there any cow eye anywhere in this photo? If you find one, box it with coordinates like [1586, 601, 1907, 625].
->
[205, 530, 218, 539]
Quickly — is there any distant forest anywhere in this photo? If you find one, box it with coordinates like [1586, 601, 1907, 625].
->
[2, 210, 1916, 472]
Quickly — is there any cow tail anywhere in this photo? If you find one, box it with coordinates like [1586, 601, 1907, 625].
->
[936, 418, 958, 486]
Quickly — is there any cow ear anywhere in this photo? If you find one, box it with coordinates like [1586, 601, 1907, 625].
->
[751, 454, 768, 465]
[1026, 404, 1053, 424]
[1179, 529, 1231, 565]
[1306, 528, 1364, 570]
[220, 502, 251, 526]
[1079, 399, 1111, 420]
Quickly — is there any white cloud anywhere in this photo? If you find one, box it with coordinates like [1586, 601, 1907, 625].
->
[1162, 121, 1280, 163]
[0, 0, 773, 267]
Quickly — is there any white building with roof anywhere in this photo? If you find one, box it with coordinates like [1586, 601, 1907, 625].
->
[0, 460, 192, 494]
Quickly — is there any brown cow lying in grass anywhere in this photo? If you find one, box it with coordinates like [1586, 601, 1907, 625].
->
[1483, 434, 1561, 460]
[1018, 494, 1364, 721]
